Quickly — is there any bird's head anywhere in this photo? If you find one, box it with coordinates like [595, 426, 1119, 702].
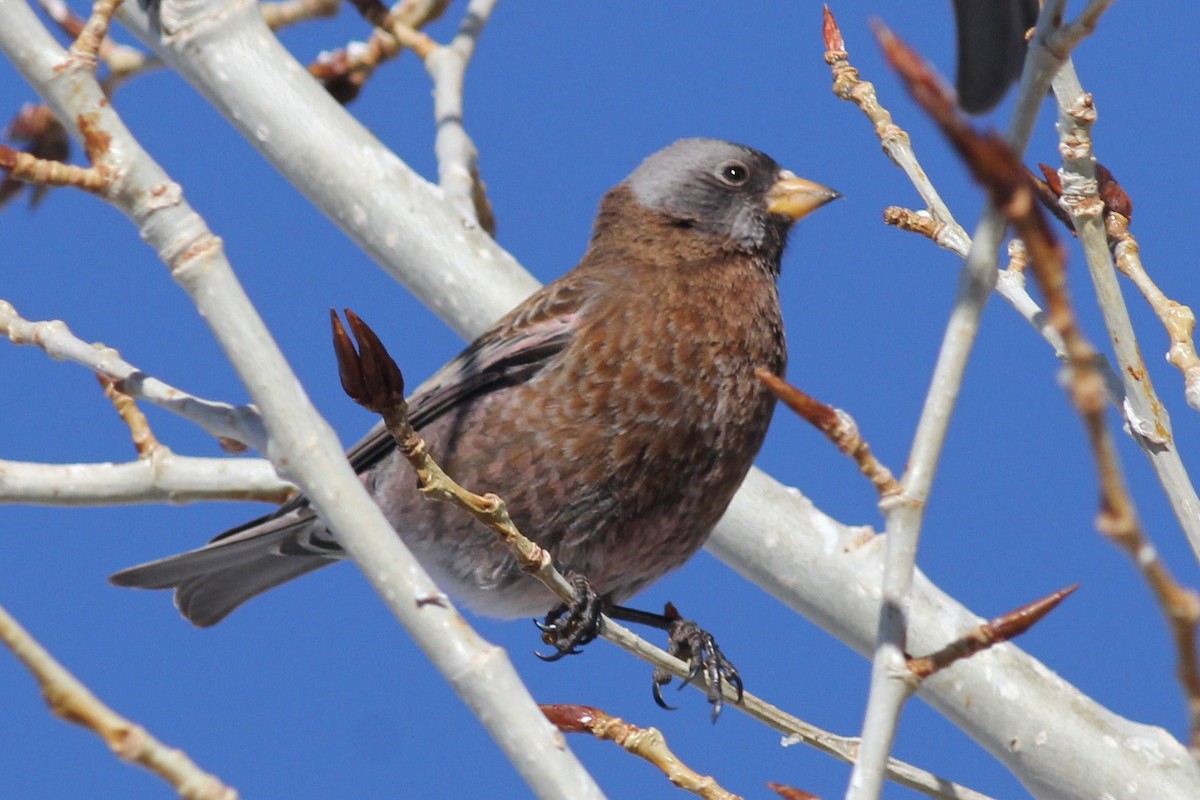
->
[625, 138, 840, 254]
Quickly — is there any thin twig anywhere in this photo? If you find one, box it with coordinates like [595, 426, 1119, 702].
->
[1045, 0, 1118, 56]
[1106, 211, 1200, 411]
[308, 0, 450, 103]
[542, 704, 741, 800]
[928, 36, 1200, 762]
[423, 0, 499, 232]
[0, 142, 109, 194]
[823, 6, 968, 255]
[0, 601, 239, 799]
[822, 6, 1068, 377]
[67, 0, 124, 65]
[0, 300, 267, 451]
[1026, 152, 1200, 759]
[907, 585, 1077, 679]
[1048, 60, 1200, 572]
[37, 0, 145, 74]
[99, 375, 161, 457]
[260, 0, 339, 28]
[756, 369, 900, 498]
[0, 9, 605, 794]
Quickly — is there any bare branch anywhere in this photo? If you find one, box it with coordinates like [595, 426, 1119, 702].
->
[542, 704, 741, 800]
[909, 22, 1200, 760]
[822, 6, 969, 256]
[0, 456, 293, 505]
[1107, 211, 1200, 411]
[0, 300, 267, 451]
[846, 1, 1111, 794]
[308, 0, 450, 103]
[0, 141, 108, 193]
[0, 600, 238, 799]
[99, 375, 160, 457]
[68, 0, 123, 64]
[756, 368, 900, 498]
[1048, 61, 1200, 565]
[259, 0, 339, 28]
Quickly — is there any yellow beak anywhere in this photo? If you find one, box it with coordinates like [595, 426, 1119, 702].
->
[766, 170, 842, 221]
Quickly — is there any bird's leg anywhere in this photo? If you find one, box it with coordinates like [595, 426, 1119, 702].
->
[534, 571, 603, 662]
[606, 601, 743, 721]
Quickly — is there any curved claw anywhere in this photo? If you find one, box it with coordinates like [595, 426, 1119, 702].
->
[728, 670, 745, 704]
[535, 645, 583, 662]
[532, 571, 604, 661]
[659, 611, 743, 721]
[652, 673, 678, 711]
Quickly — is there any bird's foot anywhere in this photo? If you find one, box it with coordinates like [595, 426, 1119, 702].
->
[650, 602, 743, 721]
[534, 571, 603, 662]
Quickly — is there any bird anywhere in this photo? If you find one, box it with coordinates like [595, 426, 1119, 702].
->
[112, 139, 839, 649]
[952, 0, 1039, 113]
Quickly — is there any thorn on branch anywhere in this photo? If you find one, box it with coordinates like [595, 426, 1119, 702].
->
[907, 584, 1078, 679]
[767, 783, 822, 800]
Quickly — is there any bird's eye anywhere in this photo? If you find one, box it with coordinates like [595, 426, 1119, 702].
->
[718, 162, 749, 185]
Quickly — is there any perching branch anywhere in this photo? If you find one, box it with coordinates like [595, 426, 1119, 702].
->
[7, 1, 1199, 796]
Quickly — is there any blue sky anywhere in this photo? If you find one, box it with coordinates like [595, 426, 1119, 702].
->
[3, 2, 1200, 798]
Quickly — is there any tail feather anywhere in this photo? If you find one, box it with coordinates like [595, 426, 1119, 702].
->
[111, 509, 343, 627]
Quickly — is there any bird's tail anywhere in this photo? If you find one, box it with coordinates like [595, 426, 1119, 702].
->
[110, 509, 342, 627]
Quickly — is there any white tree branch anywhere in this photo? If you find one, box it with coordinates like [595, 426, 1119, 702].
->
[0, 3, 604, 797]
[426, 0, 497, 227]
[0, 455, 290, 505]
[0, 299, 268, 451]
[1049, 60, 1200, 564]
[7, 0, 1198, 796]
[848, 0, 1073, 789]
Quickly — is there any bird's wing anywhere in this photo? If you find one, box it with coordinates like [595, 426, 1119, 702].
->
[953, 0, 1039, 113]
[342, 277, 593, 475]
[109, 279, 595, 624]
